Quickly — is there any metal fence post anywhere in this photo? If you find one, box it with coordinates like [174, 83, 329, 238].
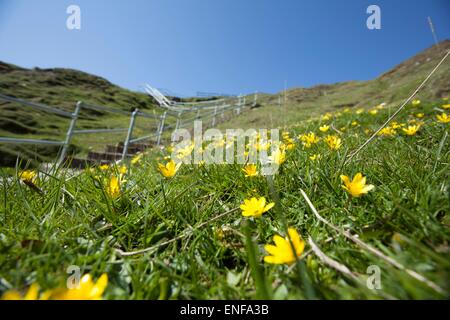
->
[156, 111, 167, 146]
[122, 108, 139, 161]
[58, 101, 82, 166]
[212, 106, 218, 127]
[236, 95, 242, 115]
[175, 111, 181, 130]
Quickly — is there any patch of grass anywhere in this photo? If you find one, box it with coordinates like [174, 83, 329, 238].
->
[0, 99, 448, 299]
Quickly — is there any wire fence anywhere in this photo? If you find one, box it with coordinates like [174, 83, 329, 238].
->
[0, 90, 258, 166]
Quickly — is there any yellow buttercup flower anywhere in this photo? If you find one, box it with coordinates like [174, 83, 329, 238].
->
[377, 127, 396, 136]
[118, 165, 127, 175]
[131, 153, 143, 165]
[351, 121, 359, 126]
[106, 176, 121, 198]
[321, 113, 332, 121]
[158, 160, 181, 178]
[402, 125, 420, 136]
[264, 228, 305, 265]
[242, 164, 258, 177]
[415, 113, 424, 118]
[411, 99, 421, 106]
[369, 109, 378, 115]
[300, 132, 320, 148]
[240, 197, 274, 218]
[99, 164, 110, 171]
[51, 274, 108, 300]
[19, 170, 37, 184]
[325, 135, 342, 150]
[390, 122, 404, 129]
[442, 104, 450, 109]
[356, 108, 364, 114]
[436, 112, 450, 123]
[1, 283, 49, 300]
[269, 147, 286, 165]
[340, 173, 374, 197]
[309, 154, 321, 161]
[319, 125, 330, 132]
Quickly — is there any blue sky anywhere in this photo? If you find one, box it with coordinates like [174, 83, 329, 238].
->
[0, 0, 449, 96]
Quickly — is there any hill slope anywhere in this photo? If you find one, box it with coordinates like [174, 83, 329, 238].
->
[1, 40, 449, 166]
[0, 63, 157, 166]
[219, 40, 450, 130]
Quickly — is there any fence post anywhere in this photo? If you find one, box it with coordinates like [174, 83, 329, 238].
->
[175, 111, 181, 130]
[236, 95, 242, 115]
[253, 92, 258, 107]
[156, 111, 167, 146]
[58, 101, 82, 166]
[196, 108, 201, 119]
[122, 108, 139, 161]
[212, 106, 218, 127]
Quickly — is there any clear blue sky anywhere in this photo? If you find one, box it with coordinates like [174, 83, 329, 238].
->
[0, 0, 449, 96]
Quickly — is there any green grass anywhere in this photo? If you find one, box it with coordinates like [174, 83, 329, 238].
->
[0, 99, 449, 299]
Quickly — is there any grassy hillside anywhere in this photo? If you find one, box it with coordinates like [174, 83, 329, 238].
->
[0, 62, 158, 166]
[218, 40, 450, 130]
[1, 98, 449, 300]
[1, 41, 448, 167]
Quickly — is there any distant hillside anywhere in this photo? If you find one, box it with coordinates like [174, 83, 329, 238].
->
[218, 40, 450, 130]
[0, 63, 158, 166]
[1, 40, 449, 166]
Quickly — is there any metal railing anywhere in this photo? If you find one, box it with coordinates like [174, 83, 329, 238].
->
[0, 89, 258, 166]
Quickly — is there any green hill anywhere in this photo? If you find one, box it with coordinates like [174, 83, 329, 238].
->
[0, 40, 449, 166]
[0, 63, 157, 166]
[218, 40, 450, 130]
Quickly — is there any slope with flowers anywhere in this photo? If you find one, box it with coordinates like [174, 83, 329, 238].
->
[1, 96, 449, 299]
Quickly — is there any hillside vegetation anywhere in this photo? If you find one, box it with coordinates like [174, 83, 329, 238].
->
[219, 40, 450, 130]
[0, 97, 449, 299]
[0, 63, 157, 166]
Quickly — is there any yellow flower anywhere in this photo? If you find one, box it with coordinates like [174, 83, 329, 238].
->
[118, 165, 127, 175]
[269, 147, 286, 165]
[242, 164, 258, 177]
[356, 108, 364, 114]
[99, 164, 109, 171]
[390, 122, 404, 129]
[240, 197, 275, 218]
[300, 132, 320, 148]
[51, 274, 108, 300]
[369, 109, 378, 115]
[131, 153, 143, 165]
[442, 104, 450, 109]
[340, 173, 374, 197]
[309, 154, 321, 161]
[415, 113, 424, 118]
[176, 143, 195, 159]
[158, 160, 181, 178]
[264, 228, 305, 265]
[1, 283, 47, 300]
[19, 170, 37, 184]
[377, 127, 396, 136]
[436, 112, 450, 123]
[402, 125, 420, 136]
[321, 113, 332, 121]
[319, 125, 330, 132]
[351, 121, 359, 126]
[106, 176, 121, 198]
[325, 135, 342, 150]
[411, 99, 421, 106]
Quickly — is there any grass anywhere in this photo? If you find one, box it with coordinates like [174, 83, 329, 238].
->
[0, 98, 449, 299]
